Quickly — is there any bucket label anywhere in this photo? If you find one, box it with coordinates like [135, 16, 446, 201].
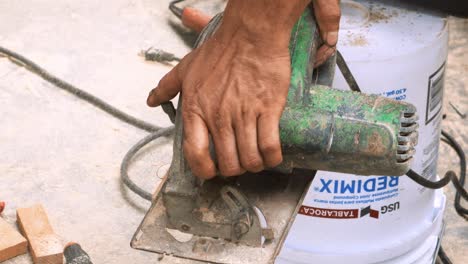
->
[299, 206, 359, 219]
[379, 88, 408, 101]
[315, 176, 399, 194]
[425, 63, 445, 124]
[310, 176, 399, 206]
[299, 201, 401, 220]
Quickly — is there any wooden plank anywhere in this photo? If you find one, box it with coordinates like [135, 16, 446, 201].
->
[16, 204, 63, 264]
[0, 217, 28, 262]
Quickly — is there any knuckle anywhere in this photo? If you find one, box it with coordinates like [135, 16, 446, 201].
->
[191, 147, 206, 161]
[240, 107, 250, 119]
[182, 101, 203, 120]
[323, 12, 341, 24]
[259, 140, 280, 155]
[195, 169, 214, 179]
[267, 155, 283, 167]
[243, 156, 264, 172]
[220, 163, 243, 177]
[184, 142, 205, 161]
[184, 144, 214, 179]
[239, 107, 257, 123]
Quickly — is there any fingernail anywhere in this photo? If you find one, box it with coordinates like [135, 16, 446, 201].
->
[147, 89, 159, 106]
[324, 31, 339, 46]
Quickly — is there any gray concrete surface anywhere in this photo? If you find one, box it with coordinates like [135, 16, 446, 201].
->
[0, 1, 465, 263]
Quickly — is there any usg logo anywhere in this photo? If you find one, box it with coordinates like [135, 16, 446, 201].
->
[315, 176, 399, 194]
[360, 206, 380, 219]
[381, 201, 400, 214]
[360, 201, 401, 219]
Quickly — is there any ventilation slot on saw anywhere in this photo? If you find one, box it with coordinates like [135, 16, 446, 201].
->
[397, 110, 418, 163]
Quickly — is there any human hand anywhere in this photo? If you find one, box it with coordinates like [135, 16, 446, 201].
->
[147, 0, 340, 179]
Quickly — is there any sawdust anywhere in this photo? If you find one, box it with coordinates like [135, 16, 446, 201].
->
[347, 33, 369, 47]
[369, 10, 390, 23]
[367, 7, 399, 25]
[196, 207, 218, 223]
[366, 132, 385, 156]
[343, 5, 401, 47]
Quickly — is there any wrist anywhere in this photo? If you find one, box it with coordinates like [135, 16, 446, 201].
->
[216, 0, 311, 47]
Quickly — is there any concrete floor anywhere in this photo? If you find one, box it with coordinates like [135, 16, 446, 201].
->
[435, 17, 468, 264]
[0, 1, 465, 263]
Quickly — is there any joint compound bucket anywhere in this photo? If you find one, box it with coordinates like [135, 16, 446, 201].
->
[277, 1, 448, 263]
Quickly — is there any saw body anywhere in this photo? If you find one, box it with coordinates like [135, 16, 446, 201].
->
[280, 85, 417, 176]
[279, 10, 417, 176]
[132, 9, 418, 264]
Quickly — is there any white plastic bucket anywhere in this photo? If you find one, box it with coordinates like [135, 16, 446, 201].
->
[277, 1, 448, 263]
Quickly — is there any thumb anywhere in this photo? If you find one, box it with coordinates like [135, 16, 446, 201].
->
[312, 0, 341, 67]
[147, 64, 183, 107]
[313, 0, 340, 44]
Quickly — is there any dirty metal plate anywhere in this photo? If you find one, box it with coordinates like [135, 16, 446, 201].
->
[131, 172, 314, 264]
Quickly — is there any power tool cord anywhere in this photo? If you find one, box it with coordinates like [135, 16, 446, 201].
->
[441, 130, 468, 216]
[120, 127, 175, 201]
[0, 45, 175, 201]
[0, 46, 465, 263]
[336, 51, 361, 92]
[438, 245, 454, 264]
[169, 0, 185, 18]
[0, 46, 161, 133]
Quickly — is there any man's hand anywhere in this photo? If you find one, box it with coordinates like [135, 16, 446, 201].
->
[147, 0, 340, 179]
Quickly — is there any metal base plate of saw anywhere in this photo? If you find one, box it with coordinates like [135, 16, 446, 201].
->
[132, 172, 312, 263]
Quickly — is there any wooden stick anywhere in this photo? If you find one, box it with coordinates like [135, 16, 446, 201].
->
[16, 204, 63, 264]
[0, 217, 28, 262]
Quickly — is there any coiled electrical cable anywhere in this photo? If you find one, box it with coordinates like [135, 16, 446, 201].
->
[0, 46, 174, 201]
[120, 127, 175, 201]
[0, 46, 161, 133]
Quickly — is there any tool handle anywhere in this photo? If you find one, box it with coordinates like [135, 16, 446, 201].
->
[64, 243, 93, 264]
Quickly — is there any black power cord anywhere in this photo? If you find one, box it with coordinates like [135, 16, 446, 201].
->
[0, 45, 174, 201]
[169, 0, 185, 18]
[120, 127, 175, 201]
[438, 245, 453, 264]
[405, 130, 468, 207]
[442, 130, 468, 217]
[0, 46, 161, 133]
